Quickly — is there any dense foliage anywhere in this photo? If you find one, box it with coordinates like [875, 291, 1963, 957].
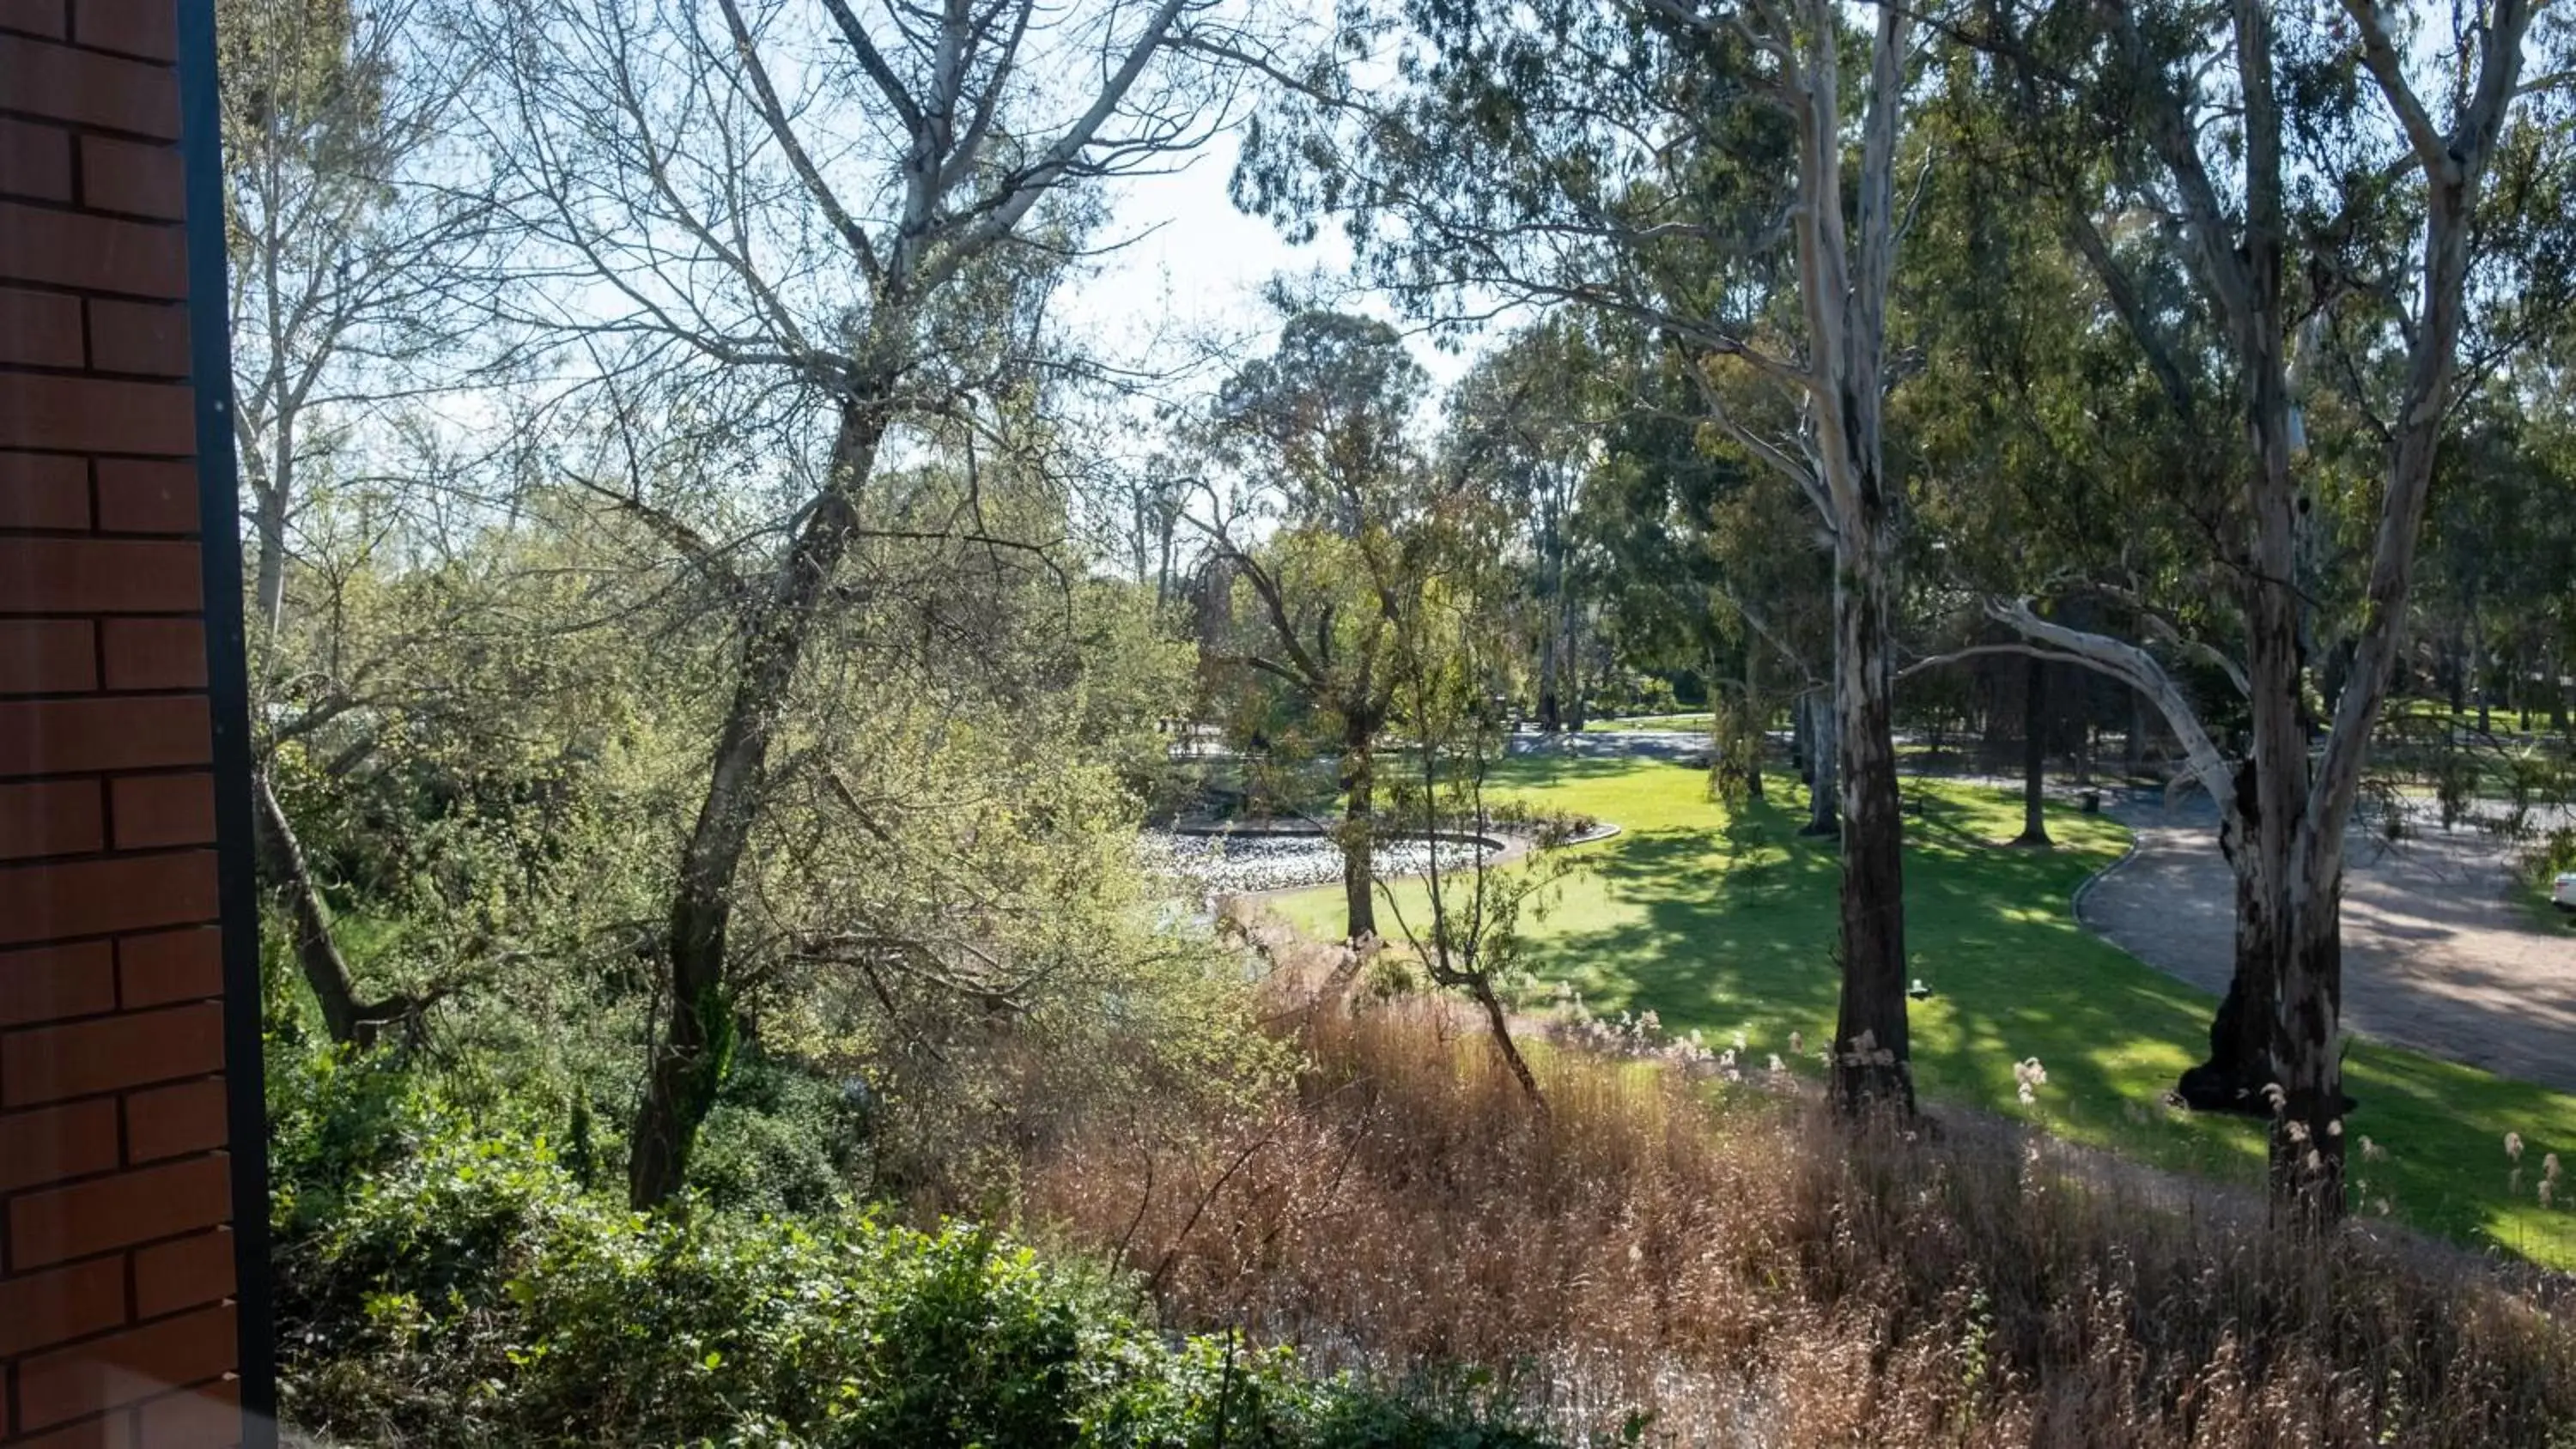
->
[268, 1046, 1558, 1448]
[196, 0, 2576, 1440]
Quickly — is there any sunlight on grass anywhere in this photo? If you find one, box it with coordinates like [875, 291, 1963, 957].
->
[1275, 753, 2576, 1270]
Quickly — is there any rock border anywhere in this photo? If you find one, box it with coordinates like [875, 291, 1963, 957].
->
[1157, 817, 1624, 903]
[2068, 825, 2146, 932]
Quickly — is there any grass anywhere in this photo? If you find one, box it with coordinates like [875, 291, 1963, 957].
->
[1274, 752, 2576, 1270]
[2386, 696, 2570, 739]
[2523, 883, 2576, 937]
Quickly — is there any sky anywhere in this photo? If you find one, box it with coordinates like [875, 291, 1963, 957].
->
[1051, 126, 1488, 412]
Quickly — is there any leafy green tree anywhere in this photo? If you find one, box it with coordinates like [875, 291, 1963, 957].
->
[1194, 312, 1444, 942]
[258, 480, 691, 1046]
[459, 0, 1264, 1208]
[218, 0, 498, 1043]
[1232, 0, 1926, 1111]
[1961, 0, 2573, 1216]
[1572, 334, 1833, 819]
[2419, 384, 2576, 735]
[1444, 318, 1615, 732]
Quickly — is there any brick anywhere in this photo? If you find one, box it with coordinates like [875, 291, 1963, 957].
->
[92, 458, 195, 533]
[0, 778, 104, 858]
[6, 1003, 215, 1111]
[0, 696, 209, 777]
[134, 1378, 239, 1449]
[0, 1254, 126, 1356]
[0, 115, 74, 200]
[0, 451, 89, 530]
[132, 1228, 232, 1318]
[0, 1095, 116, 1190]
[0, 285, 83, 366]
[116, 925, 216, 1007]
[0, 850, 216, 947]
[0, 539, 202, 615]
[0, 33, 179, 138]
[0, 373, 193, 454]
[8, 1151, 228, 1268]
[0, 940, 112, 1027]
[1, 0, 67, 38]
[70, 0, 172, 62]
[109, 772, 210, 848]
[124, 1073, 223, 1161]
[0, 200, 183, 297]
[14, 1303, 235, 1428]
[85, 299, 186, 377]
[77, 133, 181, 220]
[2, 999, 218, 1104]
[100, 616, 204, 689]
[0, 619, 100, 694]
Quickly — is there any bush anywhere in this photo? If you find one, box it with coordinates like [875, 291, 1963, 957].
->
[272, 1046, 1558, 1448]
[689, 1046, 872, 1216]
[265, 1041, 452, 1240]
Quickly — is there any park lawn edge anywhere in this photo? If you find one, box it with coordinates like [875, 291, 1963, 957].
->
[1266, 753, 2576, 1271]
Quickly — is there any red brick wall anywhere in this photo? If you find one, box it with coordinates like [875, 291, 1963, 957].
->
[1, 1, 258, 1445]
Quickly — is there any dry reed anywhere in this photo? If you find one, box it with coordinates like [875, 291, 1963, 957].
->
[1028, 927, 2576, 1447]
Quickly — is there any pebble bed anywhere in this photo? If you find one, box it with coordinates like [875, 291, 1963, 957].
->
[1140, 828, 1502, 897]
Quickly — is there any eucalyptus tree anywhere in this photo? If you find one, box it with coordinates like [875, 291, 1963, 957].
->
[1955, 0, 2574, 1216]
[1443, 318, 1612, 733]
[1233, 0, 1926, 1110]
[1892, 43, 2290, 1119]
[221, 0, 489, 646]
[1893, 53, 2220, 850]
[219, 0, 497, 1043]
[1571, 335, 1836, 816]
[461, 0, 1255, 1208]
[2418, 385, 2576, 734]
[1192, 311, 1441, 943]
[1113, 456, 1193, 612]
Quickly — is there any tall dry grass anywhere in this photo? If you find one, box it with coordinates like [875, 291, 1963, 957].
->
[1028, 932, 2576, 1447]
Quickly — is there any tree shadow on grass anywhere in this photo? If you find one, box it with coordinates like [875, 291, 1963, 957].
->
[1286, 755, 2576, 1262]
[1490, 757, 2576, 1265]
[1525, 773, 2258, 1173]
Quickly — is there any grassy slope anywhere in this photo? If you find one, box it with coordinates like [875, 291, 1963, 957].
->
[1275, 753, 2576, 1269]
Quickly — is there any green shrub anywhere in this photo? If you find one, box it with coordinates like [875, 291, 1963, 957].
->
[273, 1053, 1558, 1448]
[264, 1041, 449, 1239]
[689, 1046, 870, 1216]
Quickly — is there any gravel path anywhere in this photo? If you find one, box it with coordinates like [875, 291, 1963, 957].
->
[2081, 791, 2576, 1093]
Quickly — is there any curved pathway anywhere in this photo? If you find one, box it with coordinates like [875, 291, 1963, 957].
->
[2081, 791, 2576, 1093]
[1503, 725, 2576, 1094]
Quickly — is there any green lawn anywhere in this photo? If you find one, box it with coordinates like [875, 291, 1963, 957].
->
[1275, 753, 2576, 1269]
[2524, 885, 2576, 937]
[2385, 697, 2568, 739]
